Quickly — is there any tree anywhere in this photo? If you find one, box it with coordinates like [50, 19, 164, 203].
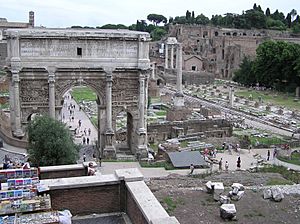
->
[286, 13, 292, 28]
[195, 14, 210, 25]
[150, 27, 167, 41]
[147, 14, 167, 26]
[186, 10, 191, 21]
[244, 9, 267, 29]
[290, 9, 298, 21]
[265, 8, 271, 17]
[233, 57, 256, 86]
[28, 116, 79, 166]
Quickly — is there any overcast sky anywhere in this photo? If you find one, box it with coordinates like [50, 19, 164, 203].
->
[0, 0, 299, 28]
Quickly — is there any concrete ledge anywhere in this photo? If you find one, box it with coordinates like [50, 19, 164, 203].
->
[115, 168, 144, 182]
[40, 174, 119, 190]
[151, 217, 180, 224]
[39, 164, 85, 172]
[126, 181, 179, 223]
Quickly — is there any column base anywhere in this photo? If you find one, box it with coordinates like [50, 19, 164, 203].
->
[136, 144, 148, 160]
[13, 129, 25, 138]
[103, 145, 116, 159]
[174, 92, 184, 107]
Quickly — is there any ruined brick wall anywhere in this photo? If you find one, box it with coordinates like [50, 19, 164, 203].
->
[150, 24, 300, 79]
[49, 184, 121, 215]
[148, 119, 232, 142]
[126, 188, 148, 224]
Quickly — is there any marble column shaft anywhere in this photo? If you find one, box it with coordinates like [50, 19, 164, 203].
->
[138, 73, 146, 133]
[48, 73, 56, 119]
[176, 44, 183, 94]
[106, 73, 113, 132]
[170, 45, 174, 69]
[165, 44, 168, 69]
[12, 72, 22, 134]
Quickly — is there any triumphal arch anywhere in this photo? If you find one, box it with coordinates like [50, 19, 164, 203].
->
[6, 28, 150, 158]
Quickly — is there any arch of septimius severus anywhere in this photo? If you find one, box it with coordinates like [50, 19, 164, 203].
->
[5, 28, 150, 158]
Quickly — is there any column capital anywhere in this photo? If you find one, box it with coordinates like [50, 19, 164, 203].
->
[106, 73, 113, 82]
[12, 72, 20, 82]
[48, 73, 55, 83]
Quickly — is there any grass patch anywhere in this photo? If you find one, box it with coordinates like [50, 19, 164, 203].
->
[149, 142, 158, 152]
[91, 116, 97, 127]
[266, 177, 294, 185]
[162, 197, 184, 213]
[155, 110, 167, 116]
[140, 161, 175, 170]
[249, 136, 286, 146]
[71, 86, 97, 102]
[277, 152, 300, 166]
[235, 90, 300, 110]
[180, 140, 188, 148]
[259, 165, 300, 184]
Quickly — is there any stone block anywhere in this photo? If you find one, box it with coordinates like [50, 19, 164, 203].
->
[231, 191, 244, 201]
[220, 204, 236, 220]
[263, 188, 272, 199]
[219, 195, 231, 205]
[232, 183, 244, 191]
[271, 187, 284, 202]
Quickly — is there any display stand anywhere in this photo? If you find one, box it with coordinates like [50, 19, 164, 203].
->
[0, 168, 59, 223]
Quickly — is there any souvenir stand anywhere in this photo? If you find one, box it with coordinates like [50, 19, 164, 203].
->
[0, 168, 59, 224]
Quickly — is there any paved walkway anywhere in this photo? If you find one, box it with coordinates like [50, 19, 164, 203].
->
[61, 91, 98, 145]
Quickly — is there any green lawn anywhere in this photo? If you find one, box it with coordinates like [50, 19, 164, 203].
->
[277, 152, 300, 166]
[155, 110, 167, 116]
[235, 90, 300, 110]
[71, 86, 97, 102]
[91, 116, 97, 127]
[249, 136, 286, 146]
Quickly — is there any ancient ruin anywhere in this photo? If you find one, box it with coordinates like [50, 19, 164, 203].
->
[5, 28, 151, 158]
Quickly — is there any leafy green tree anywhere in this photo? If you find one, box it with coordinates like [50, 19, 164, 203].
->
[173, 16, 187, 24]
[147, 14, 167, 25]
[233, 57, 256, 86]
[290, 9, 298, 21]
[169, 17, 174, 24]
[244, 9, 267, 29]
[150, 27, 167, 41]
[28, 116, 79, 166]
[271, 9, 286, 23]
[266, 17, 286, 30]
[195, 14, 210, 25]
[255, 41, 300, 91]
[186, 10, 191, 21]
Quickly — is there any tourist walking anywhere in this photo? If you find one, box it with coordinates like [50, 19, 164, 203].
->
[237, 157, 241, 170]
[189, 164, 195, 175]
[88, 128, 91, 136]
[218, 158, 223, 171]
[78, 120, 82, 127]
[84, 128, 87, 136]
[82, 136, 86, 145]
[87, 137, 90, 145]
[225, 161, 229, 172]
[267, 150, 270, 161]
[83, 153, 86, 162]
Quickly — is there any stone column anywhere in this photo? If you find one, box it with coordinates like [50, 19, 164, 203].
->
[174, 43, 184, 107]
[9, 76, 16, 132]
[151, 63, 155, 80]
[106, 73, 113, 132]
[229, 86, 234, 108]
[104, 71, 115, 158]
[12, 71, 24, 137]
[170, 45, 174, 69]
[48, 71, 56, 119]
[138, 73, 146, 133]
[176, 43, 183, 94]
[165, 44, 168, 69]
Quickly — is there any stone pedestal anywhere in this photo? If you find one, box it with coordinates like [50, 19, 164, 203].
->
[174, 92, 184, 107]
[103, 131, 116, 158]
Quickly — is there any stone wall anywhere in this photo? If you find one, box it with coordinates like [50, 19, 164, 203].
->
[50, 184, 121, 215]
[40, 168, 179, 223]
[147, 119, 232, 142]
[39, 164, 87, 179]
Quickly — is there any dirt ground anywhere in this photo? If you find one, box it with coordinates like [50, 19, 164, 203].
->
[146, 172, 300, 224]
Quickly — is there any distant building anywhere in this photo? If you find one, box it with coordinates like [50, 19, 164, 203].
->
[0, 11, 34, 67]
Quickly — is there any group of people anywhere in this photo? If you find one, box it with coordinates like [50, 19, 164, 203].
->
[2, 155, 30, 170]
[218, 157, 241, 172]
